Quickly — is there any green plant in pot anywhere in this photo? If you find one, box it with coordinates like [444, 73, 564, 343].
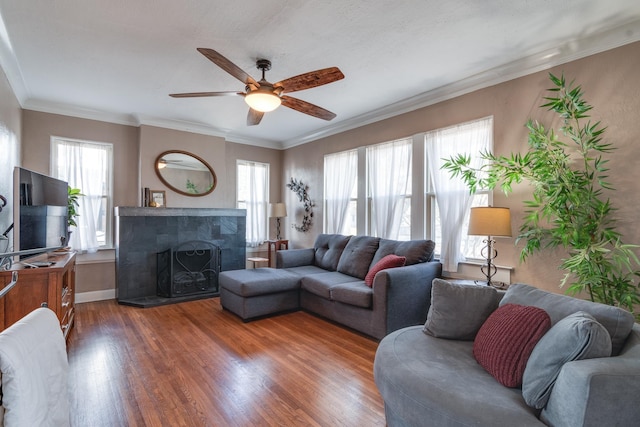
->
[442, 73, 640, 316]
[67, 186, 83, 230]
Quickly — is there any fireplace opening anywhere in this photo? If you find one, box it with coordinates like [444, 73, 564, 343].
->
[157, 240, 221, 298]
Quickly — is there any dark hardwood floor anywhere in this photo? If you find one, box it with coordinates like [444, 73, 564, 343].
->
[67, 298, 386, 426]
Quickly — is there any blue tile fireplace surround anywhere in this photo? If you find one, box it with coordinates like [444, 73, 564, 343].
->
[115, 207, 246, 307]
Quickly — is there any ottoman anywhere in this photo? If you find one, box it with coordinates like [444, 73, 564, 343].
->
[219, 268, 301, 320]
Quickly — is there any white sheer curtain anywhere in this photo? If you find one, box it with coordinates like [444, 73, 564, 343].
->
[367, 138, 412, 239]
[324, 150, 357, 234]
[51, 140, 111, 253]
[426, 117, 492, 271]
[239, 161, 269, 247]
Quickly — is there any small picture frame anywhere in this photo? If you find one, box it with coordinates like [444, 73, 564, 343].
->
[150, 190, 166, 207]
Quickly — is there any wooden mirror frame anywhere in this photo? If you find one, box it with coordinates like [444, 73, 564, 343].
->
[154, 150, 217, 197]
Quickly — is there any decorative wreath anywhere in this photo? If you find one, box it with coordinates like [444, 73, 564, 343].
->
[286, 177, 314, 233]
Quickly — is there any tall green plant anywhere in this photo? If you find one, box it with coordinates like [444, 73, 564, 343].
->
[67, 186, 83, 228]
[443, 73, 640, 314]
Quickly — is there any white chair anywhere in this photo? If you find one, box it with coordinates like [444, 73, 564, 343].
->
[0, 307, 70, 426]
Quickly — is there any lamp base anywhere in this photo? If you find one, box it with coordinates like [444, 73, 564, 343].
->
[275, 218, 282, 240]
[473, 279, 509, 290]
[479, 236, 498, 287]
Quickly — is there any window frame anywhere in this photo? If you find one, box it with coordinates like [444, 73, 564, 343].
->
[236, 159, 270, 247]
[321, 117, 494, 263]
[323, 149, 358, 235]
[50, 136, 114, 249]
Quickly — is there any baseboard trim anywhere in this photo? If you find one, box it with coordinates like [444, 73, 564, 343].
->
[75, 289, 116, 303]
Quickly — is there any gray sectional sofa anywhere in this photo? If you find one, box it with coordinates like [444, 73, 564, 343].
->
[220, 233, 442, 339]
[374, 282, 640, 427]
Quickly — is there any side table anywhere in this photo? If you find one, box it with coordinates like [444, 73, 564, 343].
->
[247, 257, 269, 268]
[266, 239, 289, 267]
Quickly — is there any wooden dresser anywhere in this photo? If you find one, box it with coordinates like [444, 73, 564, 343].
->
[0, 251, 76, 339]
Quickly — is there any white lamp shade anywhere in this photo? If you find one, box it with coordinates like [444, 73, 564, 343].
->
[245, 90, 281, 112]
[468, 207, 512, 237]
[269, 202, 287, 218]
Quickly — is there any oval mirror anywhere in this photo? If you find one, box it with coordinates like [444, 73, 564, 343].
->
[155, 150, 217, 197]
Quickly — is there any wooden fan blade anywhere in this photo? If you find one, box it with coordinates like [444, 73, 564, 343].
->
[169, 91, 243, 98]
[197, 48, 258, 86]
[275, 67, 344, 93]
[247, 108, 264, 126]
[281, 96, 337, 121]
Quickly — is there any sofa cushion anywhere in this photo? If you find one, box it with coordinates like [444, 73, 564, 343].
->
[501, 283, 634, 356]
[522, 311, 612, 409]
[313, 234, 351, 271]
[330, 282, 373, 308]
[424, 279, 499, 340]
[374, 326, 544, 427]
[364, 254, 406, 287]
[219, 269, 301, 297]
[337, 235, 380, 279]
[300, 271, 361, 299]
[282, 265, 329, 276]
[371, 239, 435, 267]
[473, 303, 551, 388]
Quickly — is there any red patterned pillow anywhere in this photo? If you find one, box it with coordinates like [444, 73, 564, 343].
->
[364, 254, 406, 287]
[473, 303, 551, 387]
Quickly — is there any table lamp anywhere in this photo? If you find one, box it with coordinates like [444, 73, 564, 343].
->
[269, 202, 287, 240]
[467, 207, 512, 286]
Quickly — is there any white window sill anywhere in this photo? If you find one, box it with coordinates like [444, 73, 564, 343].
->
[442, 260, 513, 284]
[76, 248, 115, 265]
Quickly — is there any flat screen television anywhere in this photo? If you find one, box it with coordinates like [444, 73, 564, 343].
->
[12, 167, 68, 256]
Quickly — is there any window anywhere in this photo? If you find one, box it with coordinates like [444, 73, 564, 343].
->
[237, 160, 269, 247]
[323, 150, 357, 235]
[367, 138, 412, 240]
[321, 117, 491, 266]
[425, 117, 493, 271]
[51, 137, 113, 251]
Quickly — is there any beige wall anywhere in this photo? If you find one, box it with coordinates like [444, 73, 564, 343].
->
[282, 41, 640, 295]
[21, 110, 140, 208]
[6, 41, 640, 298]
[20, 111, 140, 294]
[139, 125, 230, 207]
[18, 115, 283, 295]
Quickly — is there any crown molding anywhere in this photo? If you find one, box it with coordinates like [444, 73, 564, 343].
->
[135, 115, 281, 149]
[5, 15, 640, 151]
[280, 18, 640, 149]
[22, 98, 139, 126]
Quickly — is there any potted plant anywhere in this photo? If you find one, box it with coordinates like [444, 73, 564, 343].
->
[67, 186, 83, 229]
[442, 73, 640, 316]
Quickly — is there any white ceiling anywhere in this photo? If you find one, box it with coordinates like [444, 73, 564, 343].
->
[1, 1, 639, 150]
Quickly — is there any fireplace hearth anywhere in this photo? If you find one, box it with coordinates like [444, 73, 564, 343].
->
[115, 207, 246, 308]
[157, 240, 220, 298]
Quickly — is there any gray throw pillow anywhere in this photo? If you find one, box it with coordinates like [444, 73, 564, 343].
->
[371, 239, 436, 266]
[423, 279, 499, 340]
[313, 234, 351, 271]
[522, 311, 612, 409]
[337, 235, 380, 279]
[501, 283, 633, 356]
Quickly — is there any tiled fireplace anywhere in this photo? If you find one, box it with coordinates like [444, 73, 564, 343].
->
[115, 207, 246, 307]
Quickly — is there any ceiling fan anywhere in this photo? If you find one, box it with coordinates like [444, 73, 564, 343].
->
[170, 48, 344, 126]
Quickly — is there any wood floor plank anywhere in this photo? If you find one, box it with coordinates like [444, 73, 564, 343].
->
[67, 298, 386, 426]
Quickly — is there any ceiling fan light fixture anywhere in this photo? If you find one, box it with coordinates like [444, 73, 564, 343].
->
[244, 90, 281, 112]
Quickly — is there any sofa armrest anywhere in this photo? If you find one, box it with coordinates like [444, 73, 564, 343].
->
[276, 248, 315, 268]
[541, 324, 640, 427]
[373, 261, 442, 335]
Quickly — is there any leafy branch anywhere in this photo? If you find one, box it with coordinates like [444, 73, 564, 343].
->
[442, 73, 640, 314]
